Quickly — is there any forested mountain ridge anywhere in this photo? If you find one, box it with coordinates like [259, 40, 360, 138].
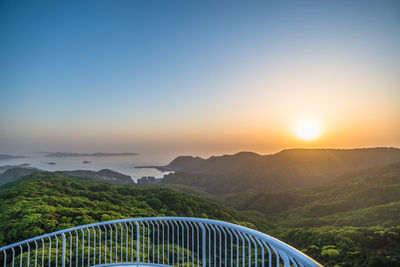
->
[225, 162, 400, 226]
[163, 147, 400, 193]
[0, 167, 38, 185]
[0, 167, 134, 185]
[0, 168, 399, 266]
[0, 171, 270, 247]
[163, 161, 400, 266]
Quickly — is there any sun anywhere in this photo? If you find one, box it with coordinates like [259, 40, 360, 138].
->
[293, 118, 323, 141]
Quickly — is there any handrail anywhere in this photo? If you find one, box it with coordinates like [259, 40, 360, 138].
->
[0, 217, 322, 267]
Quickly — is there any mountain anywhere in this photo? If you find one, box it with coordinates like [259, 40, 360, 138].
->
[0, 167, 38, 185]
[0, 167, 134, 185]
[0, 163, 31, 173]
[45, 152, 139, 157]
[226, 162, 400, 226]
[162, 147, 400, 193]
[62, 169, 133, 183]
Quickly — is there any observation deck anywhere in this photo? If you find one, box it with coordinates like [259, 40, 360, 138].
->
[0, 217, 322, 267]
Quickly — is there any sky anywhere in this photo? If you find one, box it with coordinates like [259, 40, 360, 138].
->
[1, 0, 399, 157]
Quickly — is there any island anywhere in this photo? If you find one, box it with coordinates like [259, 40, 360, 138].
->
[45, 152, 139, 157]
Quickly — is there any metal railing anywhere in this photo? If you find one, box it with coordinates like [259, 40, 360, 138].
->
[0, 217, 322, 267]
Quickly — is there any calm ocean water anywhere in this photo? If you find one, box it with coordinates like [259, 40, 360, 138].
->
[0, 153, 173, 182]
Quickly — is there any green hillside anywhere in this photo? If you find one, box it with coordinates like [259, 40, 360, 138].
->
[0, 167, 134, 185]
[163, 148, 400, 193]
[1, 164, 400, 266]
[0, 171, 270, 247]
[224, 163, 400, 227]
[166, 162, 400, 266]
[0, 167, 38, 185]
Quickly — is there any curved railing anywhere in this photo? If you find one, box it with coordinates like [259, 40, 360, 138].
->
[0, 217, 322, 267]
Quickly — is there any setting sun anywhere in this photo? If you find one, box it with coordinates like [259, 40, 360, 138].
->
[294, 119, 323, 141]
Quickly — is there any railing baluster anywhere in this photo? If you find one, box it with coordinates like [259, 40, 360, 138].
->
[92, 227, 96, 265]
[225, 228, 233, 267]
[242, 232, 252, 267]
[48, 237, 52, 267]
[200, 223, 206, 267]
[26, 243, 30, 267]
[141, 222, 145, 263]
[118, 223, 124, 262]
[55, 236, 59, 267]
[188, 221, 195, 267]
[204, 223, 212, 267]
[229, 229, 239, 267]
[260, 240, 272, 267]
[161, 221, 165, 265]
[219, 226, 228, 267]
[80, 229, 84, 267]
[237, 230, 246, 267]
[150, 221, 155, 263]
[97, 226, 101, 265]
[209, 225, 217, 267]
[128, 222, 134, 263]
[215, 225, 222, 267]
[173, 221, 179, 267]
[124, 222, 128, 262]
[277, 249, 290, 267]
[178, 221, 184, 267]
[167, 221, 170, 266]
[18, 245, 22, 267]
[268, 244, 279, 267]
[289, 255, 299, 267]
[40, 238, 44, 266]
[2, 250, 6, 267]
[155, 221, 160, 264]
[103, 226, 108, 265]
[184, 222, 190, 266]
[193, 222, 200, 267]
[75, 230, 78, 267]
[41, 239, 44, 267]
[110, 224, 113, 263]
[254, 237, 265, 267]
[119, 223, 123, 263]
[68, 232, 72, 267]
[145, 221, 150, 263]
[248, 234, 258, 267]
[62, 233, 66, 267]
[135, 221, 140, 266]
[11, 247, 15, 267]
[113, 224, 118, 263]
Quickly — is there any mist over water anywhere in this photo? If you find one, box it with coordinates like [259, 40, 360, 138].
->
[0, 153, 174, 182]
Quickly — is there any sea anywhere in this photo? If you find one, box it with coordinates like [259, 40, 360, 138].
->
[0, 152, 174, 182]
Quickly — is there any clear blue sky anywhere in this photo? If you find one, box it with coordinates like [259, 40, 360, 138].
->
[1, 1, 399, 155]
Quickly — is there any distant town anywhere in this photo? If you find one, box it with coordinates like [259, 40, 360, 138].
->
[137, 176, 163, 184]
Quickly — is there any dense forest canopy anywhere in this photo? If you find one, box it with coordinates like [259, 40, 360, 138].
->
[1, 157, 400, 266]
[0, 172, 246, 246]
[163, 160, 400, 266]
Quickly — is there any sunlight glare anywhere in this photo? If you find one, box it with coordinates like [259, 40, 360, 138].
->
[294, 118, 323, 141]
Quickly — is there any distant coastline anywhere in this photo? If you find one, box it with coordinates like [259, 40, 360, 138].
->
[0, 154, 26, 160]
[45, 152, 139, 157]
